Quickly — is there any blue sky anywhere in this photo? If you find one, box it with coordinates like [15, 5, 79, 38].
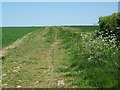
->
[2, 2, 118, 26]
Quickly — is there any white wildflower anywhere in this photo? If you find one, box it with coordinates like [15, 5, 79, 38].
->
[58, 79, 64, 86]
[3, 74, 6, 77]
[17, 85, 21, 88]
[87, 56, 93, 61]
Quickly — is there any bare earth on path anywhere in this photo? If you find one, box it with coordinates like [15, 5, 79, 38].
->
[0, 32, 32, 58]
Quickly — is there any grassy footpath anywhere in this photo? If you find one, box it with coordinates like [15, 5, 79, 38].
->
[2, 27, 70, 88]
[2, 26, 119, 88]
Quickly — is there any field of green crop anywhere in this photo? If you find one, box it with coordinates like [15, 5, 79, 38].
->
[2, 27, 42, 47]
[64, 25, 99, 31]
[2, 26, 119, 88]
[2, 26, 98, 48]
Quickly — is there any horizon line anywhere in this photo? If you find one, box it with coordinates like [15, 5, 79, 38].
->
[1, 24, 99, 27]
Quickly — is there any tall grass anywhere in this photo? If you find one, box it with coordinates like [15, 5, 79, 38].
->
[58, 27, 119, 88]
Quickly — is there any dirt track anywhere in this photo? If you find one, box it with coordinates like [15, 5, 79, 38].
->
[2, 27, 70, 88]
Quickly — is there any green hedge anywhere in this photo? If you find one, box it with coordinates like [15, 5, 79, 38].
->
[98, 13, 120, 48]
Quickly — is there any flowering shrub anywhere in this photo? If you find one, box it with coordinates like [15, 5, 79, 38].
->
[98, 13, 120, 48]
[59, 27, 119, 88]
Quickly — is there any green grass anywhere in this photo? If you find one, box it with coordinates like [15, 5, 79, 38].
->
[58, 27, 119, 88]
[63, 25, 99, 32]
[2, 27, 42, 47]
[2, 26, 119, 88]
[2, 27, 68, 88]
[0, 27, 2, 49]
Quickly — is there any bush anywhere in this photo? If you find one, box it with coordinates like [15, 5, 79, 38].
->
[98, 13, 120, 48]
[59, 28, 119, 88]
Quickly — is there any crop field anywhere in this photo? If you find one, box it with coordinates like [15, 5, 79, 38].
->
[1, 26, 119, 88]
[2, 27, 41, 47]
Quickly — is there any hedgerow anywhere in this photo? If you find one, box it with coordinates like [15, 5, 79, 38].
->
[98, 13, 120, 48]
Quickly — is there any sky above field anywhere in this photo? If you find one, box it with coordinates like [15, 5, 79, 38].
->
[2, 2, 118, 26]
[1, 0, 120, 2]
